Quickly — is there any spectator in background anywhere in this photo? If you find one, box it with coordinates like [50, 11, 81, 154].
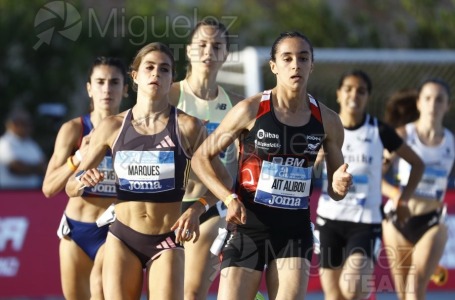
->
[0, 108, 46, 189]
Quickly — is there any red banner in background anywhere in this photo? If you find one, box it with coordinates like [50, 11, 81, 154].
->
[0, 190, 66, 297]
[1, 189, 454, 298]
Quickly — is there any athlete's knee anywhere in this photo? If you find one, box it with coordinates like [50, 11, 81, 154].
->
[63, 289, 90, 300]
[184, 290, 205, 300]
[339, 276, 370, 300]
[90, 292, 104, 300]
[90, 277, 104, 300]
[322, 289, 344, 300]
[340, 287, 365, 300]
[62, 279, 91, 300]
[414, 275, 430, 298]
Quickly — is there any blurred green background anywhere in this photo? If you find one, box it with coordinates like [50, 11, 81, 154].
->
[1, 0, 455, 158]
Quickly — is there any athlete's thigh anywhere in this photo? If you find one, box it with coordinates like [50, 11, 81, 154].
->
[317, 219, 346, 269]
[218, 266, 262, 300]
[382, 220, 413, 269]
[184, 216, 225, 291]
[59, 237, 93, 298]
[413, 224, 448, 282]
[148, 249, 185, 299]
[382, 220, 414, 294]
[266, 257, 310, 300]
[342, 252, 375, 278]
[102, 233, 143, 299]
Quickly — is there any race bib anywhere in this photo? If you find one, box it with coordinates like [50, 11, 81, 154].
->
[403, 167, 447, 201]
[320, 173, 367, 222]
[84, 156, 116, 196]
[254, 161, 312, 209]
[206, 122, 228, 162]
[114, 151, 175, 193]
[342, 174, 368, 206]
[205, 122, 219, 135]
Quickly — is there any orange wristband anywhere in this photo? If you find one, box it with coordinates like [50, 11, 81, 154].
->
[224, 193, 238, 207]
[198, 198, 210, 212]
[67, 156, 77, 172]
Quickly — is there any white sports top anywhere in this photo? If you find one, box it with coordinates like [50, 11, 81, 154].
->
[318, 115, 390, 224]
[398, 123, 455, 201]
[177, 79, 237, 176]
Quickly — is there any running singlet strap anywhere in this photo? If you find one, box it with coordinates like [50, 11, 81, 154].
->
[112, 107, 191, 202]
[177, 79, 236, 167]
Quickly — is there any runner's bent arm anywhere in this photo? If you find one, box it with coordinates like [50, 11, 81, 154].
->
[42, 120, 82, 197]
[65, 116, 121, 197]
[192, 96, 260, 224]
[320, 105, 352, 201]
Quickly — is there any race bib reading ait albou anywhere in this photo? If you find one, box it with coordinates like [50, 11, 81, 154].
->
[254, 161, 312, 209]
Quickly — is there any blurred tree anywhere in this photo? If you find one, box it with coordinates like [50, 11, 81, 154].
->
[1, 0, 454, 158]
[0, 0, 90, 156]
[402, 0, 455, 48]
[0, 0, 181, 156]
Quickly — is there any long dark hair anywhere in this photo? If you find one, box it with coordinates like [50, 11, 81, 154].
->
[337, 69, 372, 94]
[87, 56, 127, 112]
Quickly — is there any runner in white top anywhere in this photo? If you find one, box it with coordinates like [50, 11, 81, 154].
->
[382, 78, 455, 300]
[316, 70, 424, 300]
[168, 19, 242, 300]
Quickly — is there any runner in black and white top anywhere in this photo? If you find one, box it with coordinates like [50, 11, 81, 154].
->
[316, 70, 424, 300]
[192, 31, 353, 300]
[382, 78, 454, 300]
